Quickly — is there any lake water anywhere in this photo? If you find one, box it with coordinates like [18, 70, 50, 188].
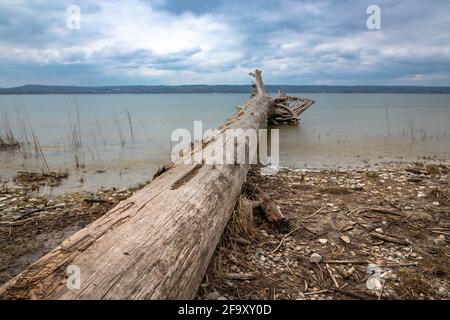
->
[0, 93, 449, 194]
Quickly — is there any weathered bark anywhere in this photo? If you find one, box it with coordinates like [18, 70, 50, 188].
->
[0, 71, 274, 300]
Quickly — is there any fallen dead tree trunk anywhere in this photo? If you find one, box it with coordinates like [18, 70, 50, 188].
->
[0, 70, 275, 300]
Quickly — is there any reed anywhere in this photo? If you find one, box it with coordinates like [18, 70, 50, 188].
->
[113, 113, 126, 146]
[126, 108, 134, 144]
[94, 116, 106, 146]
[31, 132, 50, 174]
[385, 106, 391, 138]
[140, 120, 151, 143]
[0, 113, 21, 150]
[68, 97, 82, 148]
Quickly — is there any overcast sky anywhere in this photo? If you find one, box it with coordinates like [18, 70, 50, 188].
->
[1, 0, 450, 87]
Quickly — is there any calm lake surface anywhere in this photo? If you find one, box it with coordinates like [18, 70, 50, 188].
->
[1, 93, 449, 193]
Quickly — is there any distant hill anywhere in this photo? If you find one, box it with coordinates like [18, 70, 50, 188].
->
[1, 84, 450, 94]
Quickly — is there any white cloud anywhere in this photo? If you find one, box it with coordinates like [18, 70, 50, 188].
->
[1, 0, 450, 85]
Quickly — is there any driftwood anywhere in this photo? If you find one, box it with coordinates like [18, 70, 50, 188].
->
[244, 182, 289, 232]
[0, 70, 314, 300]
[268, 93, 315, 125]
[0, 70, 275, 300]
[370, 232, 411, 246]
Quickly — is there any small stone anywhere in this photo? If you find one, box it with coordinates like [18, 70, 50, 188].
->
[375, 228, 383, 233]
[0, 197, 7, 202]
[417, 191, 426, 198]
[437, 287, 446, 296]
[432, 202, 440, 206]
[47, 200, 55, 206]
[273, 256, 282, 262]
[434, 234, 447, 245]
[340, 235, 351, 244]
[206, 291, 220, 300]
[259, 255, 266, 262]
[310, 253, 322, 263]
[217, 296, 228, 300]
[318, 238, 328, 245]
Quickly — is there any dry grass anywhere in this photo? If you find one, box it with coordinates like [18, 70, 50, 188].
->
[320, 187, 352, 195]
[365, 171, 379, 178]
[222, 196, 261, 246]
[428, 187, 449, 204]
[205, 196, 261, 281]
[14, 170, 69, 189]
[0, 113, 21, 150]
[395, 268, 434, 299]
[426, 164, 441, 175]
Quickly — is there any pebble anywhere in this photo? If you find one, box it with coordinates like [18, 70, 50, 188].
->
[47, 200, 55, 206]
[375, 228, 383, 233]
[437, 287, 446, 296]
[273, 256, 282, 262]
[317, 238, 328, 245]
[432, 201, 440, 206]
[340, 235, 351, 244]
[434, 235, 447, 245]
[206, 291, 220, 300]
[417, 191, 426, 198]
[310, 253, 322, 263]
[0, 197, 7, 202]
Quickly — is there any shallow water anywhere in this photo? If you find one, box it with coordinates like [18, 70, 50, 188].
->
[0, 93, 449, 194]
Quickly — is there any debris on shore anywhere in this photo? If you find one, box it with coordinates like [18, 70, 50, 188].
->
[198, 162, 449, 300]
[0, 162, 448, 300]
[0, 181, 144, 285]
[14, 170, 69, 189]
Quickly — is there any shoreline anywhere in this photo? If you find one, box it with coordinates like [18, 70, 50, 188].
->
[0, 161, 449, 299]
